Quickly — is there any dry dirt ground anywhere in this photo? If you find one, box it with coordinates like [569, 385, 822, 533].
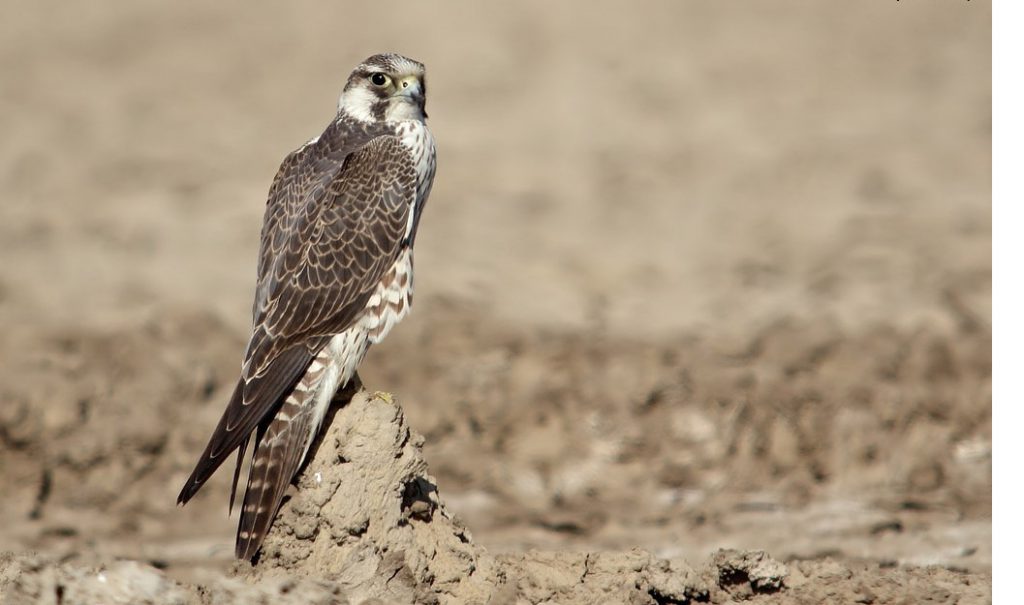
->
[0, 1, 991, 603]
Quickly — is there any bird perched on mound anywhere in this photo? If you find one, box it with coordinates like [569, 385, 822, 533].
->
[177, 53, 436, 561]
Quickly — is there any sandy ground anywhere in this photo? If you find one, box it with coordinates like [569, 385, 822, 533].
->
[0, 1, 990, 603]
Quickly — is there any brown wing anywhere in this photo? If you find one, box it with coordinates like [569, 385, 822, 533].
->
[177, 121, 415, 506]
[253, 118, 394, 320]
[249, 133, 416, 363]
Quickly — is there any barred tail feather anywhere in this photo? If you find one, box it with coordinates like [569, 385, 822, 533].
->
[235, 354, 332, 560]
[235, 395, 314, 560]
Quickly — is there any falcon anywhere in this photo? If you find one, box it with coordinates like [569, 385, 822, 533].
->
[177, 53, 436, 561]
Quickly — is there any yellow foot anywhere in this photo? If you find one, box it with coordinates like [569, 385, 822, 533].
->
[372, 391, 394, 404]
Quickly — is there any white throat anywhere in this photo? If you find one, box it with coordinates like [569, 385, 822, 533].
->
[385, 102, 425, 122]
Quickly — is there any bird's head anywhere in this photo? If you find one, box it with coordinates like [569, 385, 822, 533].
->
[338, 53, 427, 123]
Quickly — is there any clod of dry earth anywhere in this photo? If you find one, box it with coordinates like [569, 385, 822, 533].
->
[0, 551, 348, 605]
[240, 390, 984, 605]
[0, 390, 989, 604]
[247, 388, 734, 604]
[248, 388, 487, 603]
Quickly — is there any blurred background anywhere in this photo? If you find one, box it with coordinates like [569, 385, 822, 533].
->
[0, 0, 990, 583]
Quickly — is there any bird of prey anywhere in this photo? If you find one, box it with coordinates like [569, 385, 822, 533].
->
[177, 53, 436, 561]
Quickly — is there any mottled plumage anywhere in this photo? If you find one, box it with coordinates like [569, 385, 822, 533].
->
[177, 53, 435, 560]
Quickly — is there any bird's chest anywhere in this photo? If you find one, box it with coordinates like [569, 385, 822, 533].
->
[395, 121, 437, 207]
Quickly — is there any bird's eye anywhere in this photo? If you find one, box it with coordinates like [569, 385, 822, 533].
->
[370, 73, 388, 86]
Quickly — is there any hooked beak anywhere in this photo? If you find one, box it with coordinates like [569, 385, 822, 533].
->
[396, 75, 426, 116]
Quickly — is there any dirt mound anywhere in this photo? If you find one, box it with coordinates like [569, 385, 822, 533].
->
[249, 389, 743, 604]
[1, 390, 989, 604]
[245, 389, 988, 605]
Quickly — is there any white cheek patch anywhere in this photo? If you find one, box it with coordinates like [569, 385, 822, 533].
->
[338, 86, 379, 122]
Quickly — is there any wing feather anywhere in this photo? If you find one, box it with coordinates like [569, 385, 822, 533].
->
[177, 344, 312, 505]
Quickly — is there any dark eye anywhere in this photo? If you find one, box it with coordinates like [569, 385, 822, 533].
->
[370, 73, 388, 86]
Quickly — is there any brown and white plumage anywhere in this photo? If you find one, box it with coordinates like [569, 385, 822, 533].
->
[177, 53, 436, 560]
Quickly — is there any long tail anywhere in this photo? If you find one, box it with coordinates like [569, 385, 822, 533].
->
[235, 355, 331, 560]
